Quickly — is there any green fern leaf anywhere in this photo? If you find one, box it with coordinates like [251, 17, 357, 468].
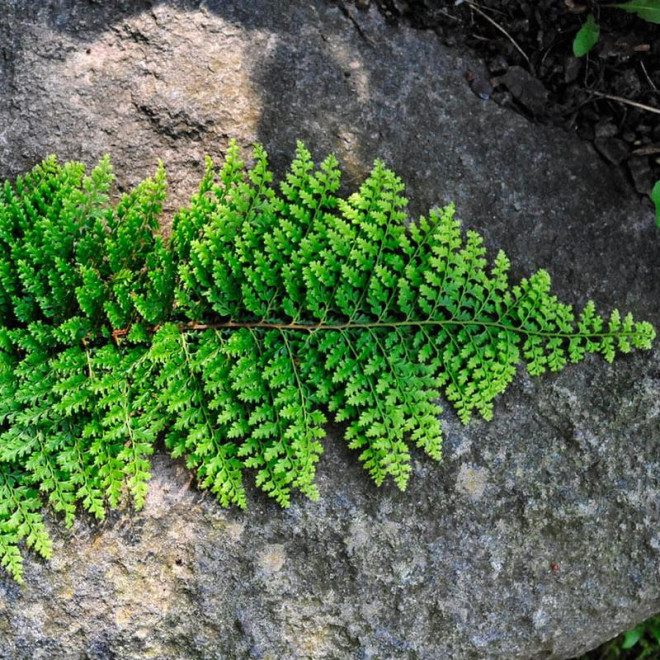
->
[0, 144, 654, 581]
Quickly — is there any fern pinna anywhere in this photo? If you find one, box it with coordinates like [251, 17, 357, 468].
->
[0, 143, 654, 582]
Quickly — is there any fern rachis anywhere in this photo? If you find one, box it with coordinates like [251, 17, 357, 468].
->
[0, 142, 654, 582]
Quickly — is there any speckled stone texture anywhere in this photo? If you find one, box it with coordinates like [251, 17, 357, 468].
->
[0, 2, 658, 658]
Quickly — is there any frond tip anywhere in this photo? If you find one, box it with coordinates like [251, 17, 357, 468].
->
[0, 142, 654, 581]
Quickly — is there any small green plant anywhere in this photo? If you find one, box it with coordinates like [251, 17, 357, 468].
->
[573, 12, 601, 57]
[0, 143, 654, 582]
[621, 615, 660, 657]
[573, 1, 660, 57]
[651, 179, 660, 226]
[579, 613, 660, 658]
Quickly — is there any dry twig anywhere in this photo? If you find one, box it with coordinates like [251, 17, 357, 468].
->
[586, 90, 660, 116]
[463, 1, 533, 72]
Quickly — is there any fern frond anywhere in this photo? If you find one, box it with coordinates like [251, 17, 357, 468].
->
[176, 144, 653, 494]
[0, 144, 654, 581]
[0, 464, 52, 583]
[149, 324, 247, 508]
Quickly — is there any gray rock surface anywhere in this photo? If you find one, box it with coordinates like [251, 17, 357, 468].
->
[0, 1, 658, 658]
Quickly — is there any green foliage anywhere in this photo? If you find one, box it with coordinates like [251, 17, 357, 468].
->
[579, 614, 660, 659]
[573, 14, 600, 57]
[651, 179, 660, 227]
[616, 0, 660, 23]
[0, 143, 654, 582]
[572, 1, 660, 56]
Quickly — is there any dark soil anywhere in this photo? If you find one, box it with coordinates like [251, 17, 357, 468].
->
[366, 0, 660, 201]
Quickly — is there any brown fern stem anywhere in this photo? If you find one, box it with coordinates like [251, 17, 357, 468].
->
[108, 318, 640, 341]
